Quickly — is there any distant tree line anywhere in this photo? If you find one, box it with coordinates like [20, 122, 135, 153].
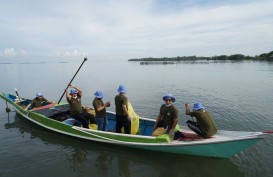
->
[128, 51, 273, 62]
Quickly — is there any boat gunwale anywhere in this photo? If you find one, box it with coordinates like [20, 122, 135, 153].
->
[72, 125, 265, 146]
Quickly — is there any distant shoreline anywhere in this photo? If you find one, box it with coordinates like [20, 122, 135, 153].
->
[128, 51, 273, 62]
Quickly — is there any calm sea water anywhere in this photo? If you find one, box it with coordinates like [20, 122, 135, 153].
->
[1, 59, 273, 177]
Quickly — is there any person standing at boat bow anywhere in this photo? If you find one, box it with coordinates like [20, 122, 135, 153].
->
[66, 84, 89, 128]
[154, 94, 179, 137]
[93, 91, 110, 131]
[185, 102, 217, 138]
[115, 85, 131, 134]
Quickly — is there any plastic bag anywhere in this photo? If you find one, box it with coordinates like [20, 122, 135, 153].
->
[89, 124, 98, 130]
[128, 102, 140, 134]
[121, 101, 139, 134]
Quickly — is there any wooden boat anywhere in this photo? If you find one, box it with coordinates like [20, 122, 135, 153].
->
[1, 93, 272, 158]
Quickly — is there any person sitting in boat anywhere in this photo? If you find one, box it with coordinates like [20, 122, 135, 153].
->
[154, 93, 179, 137]
[115, 85, 131, 134]
[185, 102, 217, 138]
[93, 91, 110, 131]
[24, 93, 54, 110]
[66, 84, 89, 128]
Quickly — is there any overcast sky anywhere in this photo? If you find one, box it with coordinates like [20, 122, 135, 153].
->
[0, 0, 273, 61]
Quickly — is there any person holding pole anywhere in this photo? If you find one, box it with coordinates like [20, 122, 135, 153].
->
[66, 83, 89, 128]
[58, 57, 87, 104]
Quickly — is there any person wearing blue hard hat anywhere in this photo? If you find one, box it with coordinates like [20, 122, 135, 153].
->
[154, 93, 179, 137]
[185, 102, 217, 138]
[93, 90, 110, 131]
[66, 83, 89, 128]
[25, 92, 54, 110]
[117, 85, 126, 93]
[115, 85, 131, 134]
[70, 88, 78, 95]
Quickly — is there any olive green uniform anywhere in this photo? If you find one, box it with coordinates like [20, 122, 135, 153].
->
[30, 97, 48, 108]
[67, 95, 82, 116]
[158, 104, 178, 130]
[93, 98, 106, 118]
[188, 110, 217, 137]
[115, 94, 128, 116]
[115, 94, 130, 134]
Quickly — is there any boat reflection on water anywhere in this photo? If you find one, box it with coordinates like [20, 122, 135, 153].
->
[95, 152, 114, 176]
[64, 148, 88, 176]
[4, 114, 244, 177]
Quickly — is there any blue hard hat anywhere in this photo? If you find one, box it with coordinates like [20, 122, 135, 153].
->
[193, 103, 204, 111]
[94, 91, 104, 98]
[162, 93, 175, 102]
[70, 88, 78, 95]
[36, 93, 43, 98]
[117, 85, 126, 93]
